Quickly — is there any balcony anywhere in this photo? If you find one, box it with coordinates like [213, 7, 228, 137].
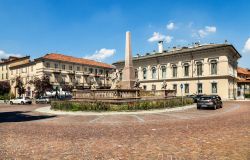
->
[53, 69, 61, 74]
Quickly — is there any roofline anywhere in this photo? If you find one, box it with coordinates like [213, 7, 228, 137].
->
[0, 56, 30, 65]
[9, 61, 35, 69]
[35, 55, 115, 69]
[112, 44, 242, 65]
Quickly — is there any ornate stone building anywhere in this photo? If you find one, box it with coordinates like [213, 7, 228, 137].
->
[113, 43, 241, 100]
[0, 53, 114, 97]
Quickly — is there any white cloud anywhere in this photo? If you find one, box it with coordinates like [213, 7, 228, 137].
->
[243, 38, 250, 53]
[84, 48, 116, 61]
[166, 22, 175, 30]
[198, 26, 217, 38]
[205, 26, 216, 33]
[148, 32, 173, 43]
[0, 50, 22, 59]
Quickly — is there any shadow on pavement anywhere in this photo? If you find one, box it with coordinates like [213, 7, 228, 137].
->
[0, 111, 56, 123]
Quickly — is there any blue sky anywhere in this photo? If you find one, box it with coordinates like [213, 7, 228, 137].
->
[0, 0, 249, 68]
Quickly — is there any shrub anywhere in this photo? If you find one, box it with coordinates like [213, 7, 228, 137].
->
[245, 94, 250, 98]
[51, 97, 194, 112]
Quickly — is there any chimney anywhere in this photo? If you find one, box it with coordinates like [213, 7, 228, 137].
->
[158, 41, 163, 53]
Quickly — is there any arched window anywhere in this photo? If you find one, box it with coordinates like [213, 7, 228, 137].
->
[211, 60, 217, 75]
[161, 66, 166, 78]
[172, 65, 177, 77]
[196, 62, 203, 76]
[152, 67, 157, 79]
[143, 68, 147, 80]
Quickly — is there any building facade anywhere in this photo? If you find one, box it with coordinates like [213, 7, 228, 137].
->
[237, 67, 250, 98]
[0, 53, 114, 98]
[113, 43, 241, 100]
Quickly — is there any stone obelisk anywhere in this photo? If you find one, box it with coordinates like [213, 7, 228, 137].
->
[121, 31, 136, 89]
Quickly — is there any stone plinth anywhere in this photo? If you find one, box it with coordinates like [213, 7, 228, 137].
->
[73, 89, 140, 101]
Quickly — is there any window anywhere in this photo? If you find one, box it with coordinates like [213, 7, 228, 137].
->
[22, 68, 27, 73]
[2, 74, 3, 79]
[152, 85, 156, 91]
[184, 64, 189, 77]
[161, 66, 166, 78]
[11, 70, 13, 75]
[54, 63, 58, 68]
[172, 65, 177, 77]
[95, 69, 98, 74]
[46, 62, 50, 68]
[212, 83, 217, 93]
[196, 62, 203, 76]
[69, 65, 73, 70]
[6, 73, 8, 79]
[173, 84, 177, 92]
[119, 71, 122, 81]
[143, 85, 147, 90]
[31, 66, 33, 72]
[135, 69, 138, 79]
[197, 83, 203, 94]
[184, 84, 189, 93]
[99, 69, 103, 74]
[211, 60, 217, 75]
[143, 68, 147, 80]
[89, 68, 93, 73]
[77, 66, 80, 71]
[152, 67, 157, 79]
[62, 65, 65, 70]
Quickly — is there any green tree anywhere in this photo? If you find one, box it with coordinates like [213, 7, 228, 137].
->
[0, 81, 11, 95]
[15, 76, 25, 97]
[32, 75, 52, 98]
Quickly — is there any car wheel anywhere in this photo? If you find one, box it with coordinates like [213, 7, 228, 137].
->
[197, 105, 200, 109]
[21, 101, 24, 105]
[213, 104, 217, 110]
[10, 101, 13, 105]
[220, 104, 223, 108]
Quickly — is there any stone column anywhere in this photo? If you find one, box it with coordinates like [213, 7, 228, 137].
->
[121, 31, 136, 89]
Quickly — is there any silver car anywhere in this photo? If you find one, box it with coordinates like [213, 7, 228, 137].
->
[35, 97, 50, 104]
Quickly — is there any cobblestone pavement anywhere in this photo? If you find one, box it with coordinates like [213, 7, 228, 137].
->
[0, 101, 249, 159]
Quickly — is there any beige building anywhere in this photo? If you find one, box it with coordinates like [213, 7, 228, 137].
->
[113, 42, 241, 100]
[0, 53, 114, 98]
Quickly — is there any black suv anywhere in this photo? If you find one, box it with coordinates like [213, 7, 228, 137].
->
[197, 95, 223, 110]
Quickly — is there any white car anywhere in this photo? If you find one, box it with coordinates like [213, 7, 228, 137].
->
[10, 97, 32, 105]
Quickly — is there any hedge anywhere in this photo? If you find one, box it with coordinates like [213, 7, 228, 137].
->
[245, 94, 250, 98]
[51, 97, 194, 112]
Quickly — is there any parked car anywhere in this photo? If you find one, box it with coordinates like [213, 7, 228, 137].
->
[191, 94, 205, 103]
[10, 97, 32, 105]
[197, 95, 223, 110]
[35, 96, 50, 104]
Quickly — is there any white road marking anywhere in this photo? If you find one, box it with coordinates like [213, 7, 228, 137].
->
[131, 115, 145, 122]
[89, 116, 104, 123]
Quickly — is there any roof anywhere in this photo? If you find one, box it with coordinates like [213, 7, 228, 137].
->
[113, 44, 241, 65]
[37, 53, 114, 69]
[0, 56, 30, 65]
[237, 67, 250, 75]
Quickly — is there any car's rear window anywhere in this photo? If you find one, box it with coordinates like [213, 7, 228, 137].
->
[200, 97, 212, 100]
[25, 97, 30, 100]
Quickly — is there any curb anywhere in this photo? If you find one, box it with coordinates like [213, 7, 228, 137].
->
[35, 104, 196, 116]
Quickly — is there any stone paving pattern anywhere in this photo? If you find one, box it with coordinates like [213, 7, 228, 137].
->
[0, 101, 249, 159]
